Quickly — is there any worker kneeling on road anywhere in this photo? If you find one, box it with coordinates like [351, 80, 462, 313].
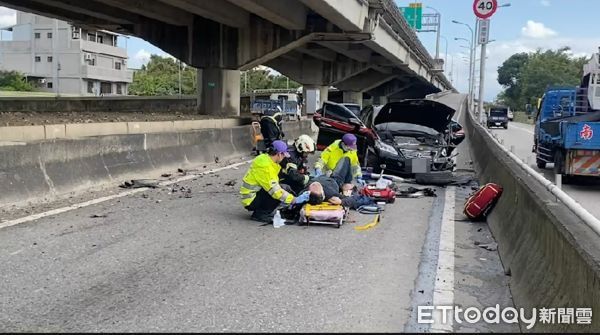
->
[314, 133, 365, 188]
[279, 134, 316, 194]
[240, 140, 310, 223]
[259, 106, 284, 148]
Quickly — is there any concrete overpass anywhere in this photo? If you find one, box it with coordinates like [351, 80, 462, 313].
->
[1, 0, 453, 114]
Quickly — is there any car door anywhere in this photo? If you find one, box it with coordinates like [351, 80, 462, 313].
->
[315, 102, 360, 149]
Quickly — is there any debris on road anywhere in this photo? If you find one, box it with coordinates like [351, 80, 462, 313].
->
[161, 173, 172, 178]
[90, 214, 108, 218]
[119, 179, 159, 189]
[224, 180, 237, 187]
[396, 187, 437, 198]
[168, 183, 193, 198]
[478, 242, 498, 251]
[410, 172, 477, 187]
[182, 188, 192, 199]
[215, 156, 220, 164]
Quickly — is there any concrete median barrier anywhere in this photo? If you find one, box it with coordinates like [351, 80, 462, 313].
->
[465, 109, 600, 332]
[0, 120, 313, 208]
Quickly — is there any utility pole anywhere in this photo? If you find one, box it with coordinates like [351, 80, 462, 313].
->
[477, 19, 488, 124]
[178, 60, 182, 97]
[52, 19, 59, 97]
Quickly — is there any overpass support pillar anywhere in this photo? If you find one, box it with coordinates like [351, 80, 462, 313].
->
[302, 85, 329, 115]
[342, 91, 362, 108]
[197, 68, 241, 116]
[373, 96, 388, 105]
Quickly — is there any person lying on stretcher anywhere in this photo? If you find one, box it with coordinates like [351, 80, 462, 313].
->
[304, 175, 354, 206]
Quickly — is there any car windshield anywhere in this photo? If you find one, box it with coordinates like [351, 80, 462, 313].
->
[343, 104, 361, 116]
[374, 122, 440, 136]
[490, 109, 507, 117]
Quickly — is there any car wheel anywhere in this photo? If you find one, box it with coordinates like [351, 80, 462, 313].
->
[554, 151, 565, 175]
[414, 171, 455, 185]
[366, 152, 381, 173]
[503, 124, 508, 129]
[536, 159, 546, 169]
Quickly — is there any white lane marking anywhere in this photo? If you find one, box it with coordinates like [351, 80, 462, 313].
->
[509, 123, 534, 134]
[431, 186, 456, 332]
[0, 160, 250, 230]
[9, 249, 24, 255]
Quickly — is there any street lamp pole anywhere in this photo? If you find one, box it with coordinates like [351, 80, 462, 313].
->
[426, 6, 442, 60]
[453, 20, 475, 108]
[477, 3, 511, 123]
[440, 35, 449, 71]
[455, 35, 473, 106]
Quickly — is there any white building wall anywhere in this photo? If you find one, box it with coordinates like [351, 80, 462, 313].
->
[1, 11, 132, 96]
[12, 24, 31, 40]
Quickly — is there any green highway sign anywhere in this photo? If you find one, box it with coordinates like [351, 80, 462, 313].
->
[400, 2, 422, 30]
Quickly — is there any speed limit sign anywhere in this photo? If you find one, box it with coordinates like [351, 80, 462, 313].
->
[473, 0, 497, 19]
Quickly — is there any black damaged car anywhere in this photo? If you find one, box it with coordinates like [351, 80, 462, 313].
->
[313, 99, 464, 176]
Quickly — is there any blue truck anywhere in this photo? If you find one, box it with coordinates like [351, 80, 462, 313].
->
[249, 90, 301, 120]
[533, 87, 600, 178]
[533, 49, 600, 179]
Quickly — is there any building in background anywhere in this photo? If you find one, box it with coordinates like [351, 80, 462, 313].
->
[0, 11, 132, 95]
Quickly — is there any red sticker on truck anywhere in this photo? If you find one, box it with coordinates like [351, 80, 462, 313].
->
[580, 124, 594, 140]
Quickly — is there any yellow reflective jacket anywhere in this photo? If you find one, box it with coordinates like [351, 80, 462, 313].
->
[315, 139, 361, 178]
[240, 153, 294, 207]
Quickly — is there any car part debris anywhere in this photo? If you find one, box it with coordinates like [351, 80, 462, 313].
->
[119, 179, 159, 189]
[397, 187, 437, 198]
[478, 242, 498, 251]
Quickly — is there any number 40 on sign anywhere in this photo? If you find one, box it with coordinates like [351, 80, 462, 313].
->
[473, 0, 497, 19]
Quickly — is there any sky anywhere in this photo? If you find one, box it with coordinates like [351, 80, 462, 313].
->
[1, 1, 599, 100]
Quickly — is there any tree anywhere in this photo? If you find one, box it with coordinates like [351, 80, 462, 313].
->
[129, 55, 197, 96]
[240, 67, 300, 93]
[497, 47, 588, 110]
[0, 71, 34, 91]
[497, 52, 529, 109]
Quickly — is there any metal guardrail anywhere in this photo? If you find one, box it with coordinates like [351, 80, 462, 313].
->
[469, 101, 600, 236]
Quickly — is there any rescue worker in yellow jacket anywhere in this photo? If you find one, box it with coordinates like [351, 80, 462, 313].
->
[240, 140, 310, 223]
[314, 133, 366, 188]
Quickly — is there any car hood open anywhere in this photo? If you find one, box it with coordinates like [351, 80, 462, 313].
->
[373, 99, 456, 133]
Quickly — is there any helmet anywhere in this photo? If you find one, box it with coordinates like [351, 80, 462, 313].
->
[294, 134, 316, 153]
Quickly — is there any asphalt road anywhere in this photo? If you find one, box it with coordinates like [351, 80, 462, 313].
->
[488, 121, 600, 220]
[0, 94, 516, 332]
[1, 160, 437, 332]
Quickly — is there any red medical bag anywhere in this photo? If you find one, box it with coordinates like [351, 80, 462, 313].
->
[463, 183, 503, 220]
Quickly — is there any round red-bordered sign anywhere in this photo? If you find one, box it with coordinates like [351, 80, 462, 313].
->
[473, 0, 498, 19]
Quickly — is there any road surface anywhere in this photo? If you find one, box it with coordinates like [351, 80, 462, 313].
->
[0, 96, 516, 332]
[488, 121, 600, 220]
